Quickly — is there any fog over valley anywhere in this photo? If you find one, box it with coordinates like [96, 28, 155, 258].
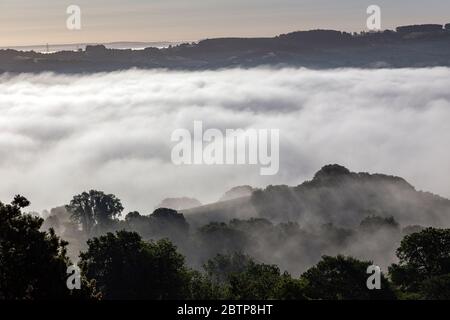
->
[1, 67, 449, 215]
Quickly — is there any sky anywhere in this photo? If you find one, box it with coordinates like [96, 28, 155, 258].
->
[0, 0, 449, 46]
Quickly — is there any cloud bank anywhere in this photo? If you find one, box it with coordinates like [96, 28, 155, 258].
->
[1, 67, 449, 214]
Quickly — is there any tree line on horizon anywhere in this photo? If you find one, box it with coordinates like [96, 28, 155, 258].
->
[1, 190, 450, 300]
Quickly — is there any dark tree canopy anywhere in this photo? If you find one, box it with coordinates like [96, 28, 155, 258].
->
[228, 262, 286, 300]
[360, 215, 400, 233]
[204, 252, 254, 284]
[203, 253, 307, 300]
[396, 228, 450, 276]
[0, 196, 95, 299]
[123, 208, 189, 245]
[66, 190, 124, 234]
[79, 231, 191, 300]
[302, 255, 396, 300]
[196, 222, 248, 259]
[389, 227, 450, 297]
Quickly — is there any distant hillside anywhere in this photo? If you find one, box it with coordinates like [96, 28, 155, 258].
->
[157, 197, 202, 211]
[184, 164, 450, 228]
[0, 41, 181, 53]
[1, 23, 450, 73]
[219, 185, 257, 202]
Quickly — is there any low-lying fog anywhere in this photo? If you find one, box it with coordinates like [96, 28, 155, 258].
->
[1, 67, 449, 213]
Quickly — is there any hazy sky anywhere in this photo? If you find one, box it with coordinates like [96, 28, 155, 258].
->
[0, 0, 449, 46]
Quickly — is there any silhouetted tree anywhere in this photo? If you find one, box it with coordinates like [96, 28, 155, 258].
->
[204, 252, 254, 284]
[195, 223, 248, 261]
[389, 228, 450, 298]
[79, 231, 191, 299]
[274, 274, 308, 300]
[123, 209, 189, 245]
[66, 190, 123, 234]
[302, 255, 396, 300]
[150, 208, 189, 240]
[203, 253, 307, 300]
[360, 215, 399, 233]
[228, 262, 284, 300]
[0, 196, 95, 299]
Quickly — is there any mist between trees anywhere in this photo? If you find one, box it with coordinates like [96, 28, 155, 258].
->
[2, 165, 450, 300]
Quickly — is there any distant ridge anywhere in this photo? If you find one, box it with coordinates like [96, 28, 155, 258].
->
[1, 23, 450, 73]
[183, 164, 450, 229]
[0, 41, 185, 53]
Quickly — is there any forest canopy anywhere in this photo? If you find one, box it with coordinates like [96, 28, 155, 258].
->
[2, 186, 450, 300]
